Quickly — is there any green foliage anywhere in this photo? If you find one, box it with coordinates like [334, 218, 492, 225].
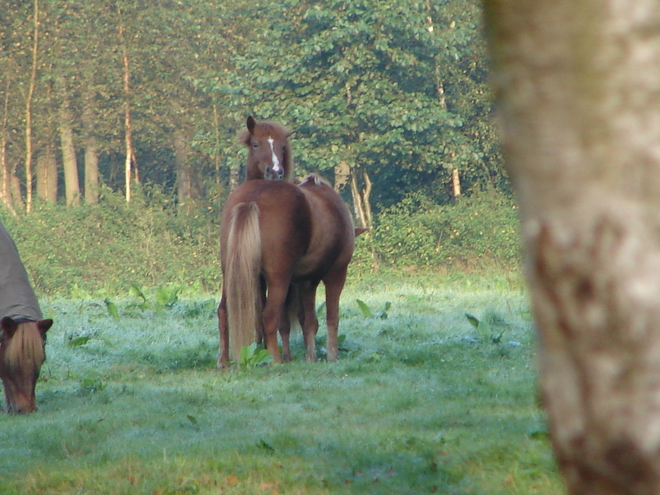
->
[239, 343, 274, 369]
[0, 188, 221, 296]
[356, 299, 391, 319]
[0, 187, 522, 297]
[104, 299, 120, 320]
[465, 311, 508, 344]
[370, 188, 522, 270]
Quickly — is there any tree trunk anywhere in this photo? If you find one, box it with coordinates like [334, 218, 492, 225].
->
[229, 162, 240, 191]
[451, 168, 461, 198]
[484, 1, 660, 493]
[24, 0, 39, 213]
[82, 79, 99, 205]
[0, 75, 14, 213]
[174, 128, 191, 211]
[350, 166, 378, 269]
[56, 76, 80, 207]
[118, 10, 135, 203]
[334, 160, 350, 191]
[36, 145, 57, 203]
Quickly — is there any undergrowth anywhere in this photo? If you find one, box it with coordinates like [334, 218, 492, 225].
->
[0, 188, 521, 296]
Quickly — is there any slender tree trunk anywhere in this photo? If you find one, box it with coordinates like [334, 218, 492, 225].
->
[0, 75, 14, 213]
[56, 76, 80, 207]
[82, 82, 99, 205]
[426, 0, 461, 198]
[174, 128, 191, 211]
[36, 145, 57, 203]
[451, 168, 461, 198]
[484, 1, 660, 493]
[118, 9, 135, 203]
[350, 166, 378, 269]
[24, 0, 39, 213]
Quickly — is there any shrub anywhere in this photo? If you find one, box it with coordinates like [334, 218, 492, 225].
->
[0, 187, 221, 296]
[369, 189, 522, 270]
[0, 187, 521, 296]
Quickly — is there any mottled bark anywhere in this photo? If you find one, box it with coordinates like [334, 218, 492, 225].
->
[483, 1, 660, 493]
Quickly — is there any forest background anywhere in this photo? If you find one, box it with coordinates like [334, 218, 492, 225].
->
[0, 0, 520, 296]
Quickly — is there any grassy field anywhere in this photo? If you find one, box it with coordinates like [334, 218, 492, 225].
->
[0, 272, 564, 494]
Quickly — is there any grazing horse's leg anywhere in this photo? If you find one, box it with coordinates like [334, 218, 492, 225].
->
[300, 281, 320, 362]
[323, 267, 348, 362]
[262, 280, 290, 364]
[217, 292, 230, 368]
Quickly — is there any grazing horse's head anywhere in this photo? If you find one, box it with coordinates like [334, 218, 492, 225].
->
[240, 116, 294, 182]
[0, 317, 52, 414]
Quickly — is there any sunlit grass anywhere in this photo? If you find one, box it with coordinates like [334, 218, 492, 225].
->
[0, 273, 564, 494]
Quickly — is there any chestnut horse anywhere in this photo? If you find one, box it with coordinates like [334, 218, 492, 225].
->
[218, 174, 357, 366]
[240, 116, 294, 182]
[0, 222, 53, 414]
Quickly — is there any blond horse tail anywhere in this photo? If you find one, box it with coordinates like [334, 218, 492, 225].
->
[225, 202, 262, 361]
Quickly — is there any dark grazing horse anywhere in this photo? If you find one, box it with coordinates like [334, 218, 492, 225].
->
[218, 174, 357, 366]
[0, 222, 53, 414]
[240, 116, 294, 182]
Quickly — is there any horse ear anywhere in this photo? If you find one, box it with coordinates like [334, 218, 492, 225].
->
[247, 116, 256, 134]
[285, 130, 295, 138]
[0, 317, 18, 339]
[355, 228, 368, 237]
[38, 319, 53, 335]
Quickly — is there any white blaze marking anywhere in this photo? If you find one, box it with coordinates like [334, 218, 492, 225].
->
[268, 137, 281, 172]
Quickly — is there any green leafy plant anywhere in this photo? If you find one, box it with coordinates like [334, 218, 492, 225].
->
[239, 343, 274, 369]
[356, 299, 391, 319]
[465, 312, 508, 344]
[67, 336, 91, 348]
[104, 299, 120, 320]
[79, 378, 105, 395]
[156, 287, 180, 308]
[129, 284, 148, 309]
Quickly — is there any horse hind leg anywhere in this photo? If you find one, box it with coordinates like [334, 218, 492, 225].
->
[217, 293, 230, 368]
[300, 281, 320, 362]
[323, 267, 348, 363]
[279, 285, 299, 363]
[262, 280, 290, 364]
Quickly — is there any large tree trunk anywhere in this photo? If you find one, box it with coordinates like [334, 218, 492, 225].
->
[484, 1, 660, 493]
[56, 76, 80, 207]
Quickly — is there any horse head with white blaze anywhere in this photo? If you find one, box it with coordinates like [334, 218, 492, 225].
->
[240, 116, 294, 182]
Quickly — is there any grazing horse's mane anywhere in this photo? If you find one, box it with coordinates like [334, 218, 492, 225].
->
[3, 322, 44, 373]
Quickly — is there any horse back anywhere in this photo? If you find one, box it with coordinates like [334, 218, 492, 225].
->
[294, 176, 355, 280]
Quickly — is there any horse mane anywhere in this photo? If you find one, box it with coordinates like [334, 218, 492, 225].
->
[300, 173, 332, 188]
[3, 322, 45, 373]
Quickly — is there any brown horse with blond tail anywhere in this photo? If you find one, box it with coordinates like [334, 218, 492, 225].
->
[218, 174, 358, 366]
